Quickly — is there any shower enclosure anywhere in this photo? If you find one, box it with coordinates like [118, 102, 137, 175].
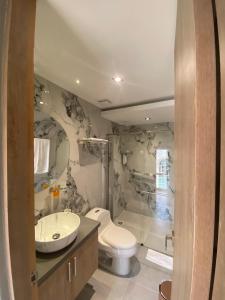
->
[108, 123, 174, 256]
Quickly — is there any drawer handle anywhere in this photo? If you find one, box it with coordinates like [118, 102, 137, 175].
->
[74, 257, 77, 277]
[68, 261, 72, 282]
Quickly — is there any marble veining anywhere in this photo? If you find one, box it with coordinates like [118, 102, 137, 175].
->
[62, 91, 92, 137]
[61, 164, 90, 215]
[109, 123, 174, 222]
[34, 75, 112, 215]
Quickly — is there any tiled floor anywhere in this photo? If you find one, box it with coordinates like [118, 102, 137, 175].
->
[115, 210, 173, 256]
[86, 246, 172, 300]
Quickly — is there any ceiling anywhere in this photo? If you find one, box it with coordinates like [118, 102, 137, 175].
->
[101, 99, 174, 125]
[35, 0, 177, 109]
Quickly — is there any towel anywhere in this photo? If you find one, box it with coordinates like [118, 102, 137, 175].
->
[34, 138, 50, 174]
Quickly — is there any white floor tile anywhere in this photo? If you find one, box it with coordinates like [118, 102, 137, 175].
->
[123, 283, 158, 300]
[88, 246, 172, 300]
[115, 210, 173, 255]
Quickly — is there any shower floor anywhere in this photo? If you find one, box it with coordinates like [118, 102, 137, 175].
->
[114, 210, 173, 256]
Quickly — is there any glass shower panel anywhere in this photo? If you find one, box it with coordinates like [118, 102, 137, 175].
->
[109, 123, 174, 256]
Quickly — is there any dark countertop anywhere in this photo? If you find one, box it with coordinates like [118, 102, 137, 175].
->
[36, 216, 99, 286]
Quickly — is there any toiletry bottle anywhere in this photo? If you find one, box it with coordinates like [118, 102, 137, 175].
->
[49, 181, 60, 212]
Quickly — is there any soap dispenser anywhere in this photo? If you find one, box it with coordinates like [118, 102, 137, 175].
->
[49, 180, 60, 213]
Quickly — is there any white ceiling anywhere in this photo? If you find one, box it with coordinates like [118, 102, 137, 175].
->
[101, 99, 174, 125]
[35, 0, 177, 109]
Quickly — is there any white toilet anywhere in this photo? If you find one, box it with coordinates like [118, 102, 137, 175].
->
[86, 208, 137, 276]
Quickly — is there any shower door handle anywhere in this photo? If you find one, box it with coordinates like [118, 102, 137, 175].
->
[165, 231, 175, 250]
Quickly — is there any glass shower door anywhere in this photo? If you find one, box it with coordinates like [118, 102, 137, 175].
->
[109, 124, 174, 256]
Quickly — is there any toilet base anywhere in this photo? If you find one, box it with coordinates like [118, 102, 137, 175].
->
[98, 250, 131, 276]
[111, 257, 130, 276]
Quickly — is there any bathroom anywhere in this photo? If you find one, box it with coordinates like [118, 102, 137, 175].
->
[1, 1, 224, 300]
[33, 0, 175, 298]
[34, 73, 174, 300]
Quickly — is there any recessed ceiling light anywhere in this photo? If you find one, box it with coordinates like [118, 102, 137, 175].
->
[39, 101, 44, 105]
[75, 79, 80, 85]
[145, 117, 151, 121]
[112, 75, 123, 83]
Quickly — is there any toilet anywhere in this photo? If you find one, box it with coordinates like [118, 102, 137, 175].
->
[86, 208, 137, 276]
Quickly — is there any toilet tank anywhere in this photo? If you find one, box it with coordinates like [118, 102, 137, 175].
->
[86, 208, 112, 233]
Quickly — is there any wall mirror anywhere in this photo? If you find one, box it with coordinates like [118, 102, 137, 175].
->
[34, 109, 70, 193]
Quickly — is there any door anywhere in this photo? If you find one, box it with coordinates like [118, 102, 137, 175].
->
[211, 0, 225, 298]
[70, 231, 98, 299]
[1, 0, 38, 299]
[0, 0, 14, 299]
[38, 260, 71, 300]
[173, 0, 217, 299]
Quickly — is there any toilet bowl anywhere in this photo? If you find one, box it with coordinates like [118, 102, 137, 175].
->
[86, 208, 137, 276]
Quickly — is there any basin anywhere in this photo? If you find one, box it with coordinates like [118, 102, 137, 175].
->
[35, 212, 80, 253]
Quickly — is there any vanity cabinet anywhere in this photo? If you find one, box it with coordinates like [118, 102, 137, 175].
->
[38, 261, 70, 300]
[70, 230, 98, 299]
[38, 230, 98, 300]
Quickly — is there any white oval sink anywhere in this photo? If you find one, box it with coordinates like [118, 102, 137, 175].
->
[35, 212, 80, 253]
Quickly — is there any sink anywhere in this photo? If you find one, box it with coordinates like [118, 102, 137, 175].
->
[35, 212, 80, 253]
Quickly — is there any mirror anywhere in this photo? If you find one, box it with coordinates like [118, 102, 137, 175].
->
[34, 109, 69, 193]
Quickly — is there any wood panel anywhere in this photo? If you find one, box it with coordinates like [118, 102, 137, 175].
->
[38, 231, 98, 300]
[7, 0, 37, 299]
[0, 0, 14, 299]
[172, 0, 217, 299]
[212, 0, 225, 298]
[71, 230, 98, 299]
[38, 260, 70, 300]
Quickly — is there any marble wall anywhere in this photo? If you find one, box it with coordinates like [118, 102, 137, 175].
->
[34, 75, 112, 215]
[34, 75, 174, 224]
[109, 123, 175, 222]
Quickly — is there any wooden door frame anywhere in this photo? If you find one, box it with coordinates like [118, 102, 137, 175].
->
[0, 0, 14, 298]
[172, 0, 217, 299]
[1, 0, 38, 299]
[0, 0, 219, 300]
[212, 0, 225, 298]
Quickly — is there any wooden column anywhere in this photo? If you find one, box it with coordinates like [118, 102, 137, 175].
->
[172, 0, 217, 299]
[7, 0, 38, 299]
[0, 0, 14, 299]
[212, 0, 225, 298]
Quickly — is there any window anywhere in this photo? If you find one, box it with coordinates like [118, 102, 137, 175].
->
[156, 149, 169, 190]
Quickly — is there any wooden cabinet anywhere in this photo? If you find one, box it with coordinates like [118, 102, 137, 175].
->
[38, 230, 98, 300]
[38, 261, 71, 300]
[70, 230, 98, 299]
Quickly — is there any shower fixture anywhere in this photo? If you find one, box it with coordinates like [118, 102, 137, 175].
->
[78, 137, 109, 144]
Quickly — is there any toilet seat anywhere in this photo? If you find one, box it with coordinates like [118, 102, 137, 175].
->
[101, 224, 136, 250]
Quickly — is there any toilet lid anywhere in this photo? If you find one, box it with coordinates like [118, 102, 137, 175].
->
[102, 225, 136, 249]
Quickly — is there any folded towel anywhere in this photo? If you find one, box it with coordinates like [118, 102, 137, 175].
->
[34, 138, 50, 174]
